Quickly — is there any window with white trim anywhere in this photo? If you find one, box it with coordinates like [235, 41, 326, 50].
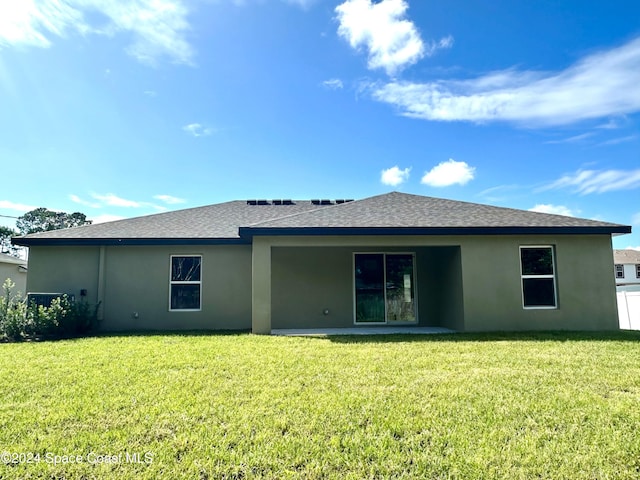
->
[636, 264, 640, 279]
[170, 255, 202, 311]
[520, 246, 557, 309]
[615, 264, 624, 279]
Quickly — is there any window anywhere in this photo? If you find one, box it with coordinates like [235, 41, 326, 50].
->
[520, 246, 557, 309]
[615, 264, 624, 279]
[636, 264, 640, 279]
[170, 255, 202, 311]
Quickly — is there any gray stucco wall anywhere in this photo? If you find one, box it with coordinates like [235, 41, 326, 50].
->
[26, 245, 252, 331]
[26, 246, 100, 304]
[416, 247, 464, 331]
[271, 247, 352, 329]
[459, 235, 618, 331]
[265, 234, 618, 332]
[271, 246, 463, 329]
[25, 232, 619, 333]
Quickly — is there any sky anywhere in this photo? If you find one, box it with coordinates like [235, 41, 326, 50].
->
[0, 0, 639, 249]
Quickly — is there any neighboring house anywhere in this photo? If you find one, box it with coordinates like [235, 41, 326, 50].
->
[13, 192, 631, 333]
[613, 249, 640, 291]
[0, 252, 28, 295]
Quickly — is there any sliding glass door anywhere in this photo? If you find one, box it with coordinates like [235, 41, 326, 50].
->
[354, 253, 416, 324]
[354, 254, 386, 323]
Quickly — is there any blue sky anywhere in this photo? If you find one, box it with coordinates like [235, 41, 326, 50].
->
[0, 0, 638, 249]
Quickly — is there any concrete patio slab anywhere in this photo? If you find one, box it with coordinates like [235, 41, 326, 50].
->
[271, 327, 456, 336]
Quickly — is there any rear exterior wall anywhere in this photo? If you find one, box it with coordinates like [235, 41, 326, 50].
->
[26, 245, 252, 331]
[25, 233, 619, 333]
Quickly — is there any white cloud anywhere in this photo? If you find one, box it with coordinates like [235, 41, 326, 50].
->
[626, 246, 640, 251]
[90, 214, 126, 224]
[540, 168, 640, 195]
[371, 36, 640, 126]
[91, 193, 141, 208]
[336, 0, 433, 76]
[0, 200, 37, 212]
[529, 204, 575, 217]
[478, 184, 520, 202]
[424, 35, 453, 56]
[421, 159, 475, 187]
[71, 192, 171, 212]
[545, 132, 594, 144]
[69, 194, 101, 208]
[183, 123, 214, 137]
[0, 0, 194, 66]
[380, 165, 410, 186]
[282, 0, 318, 8]
[596, 118, 625, 130]
[322, 79, 344, 90]
[597, 135, 638, 147]
[154, 194, 186, 204]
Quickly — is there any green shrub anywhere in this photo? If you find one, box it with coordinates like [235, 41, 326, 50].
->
[0, 279, 26, 340]
[56, 295, 101, 336]
[0, 279, 100, 341]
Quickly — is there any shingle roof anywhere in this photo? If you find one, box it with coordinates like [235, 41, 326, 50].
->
[13, 201, 323, 245]
[13, 192, 631, 246]
[614, 249, 640, 264]
[244, 192, 625, 230]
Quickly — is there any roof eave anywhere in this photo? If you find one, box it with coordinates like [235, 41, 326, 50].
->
[11, 237, 250, 247]
[12, 225, 631, 246]
[239, 225, 632, 237]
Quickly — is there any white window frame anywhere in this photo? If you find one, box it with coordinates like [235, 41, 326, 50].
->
[520, 246, 557, 310]
[169, 255, 202, 312]
[352, 252, 418, 325]
[635, 264, 640, 279]
[615, 264, 625, 279]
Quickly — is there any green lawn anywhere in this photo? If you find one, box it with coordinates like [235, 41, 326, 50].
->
[1, 331, 640, 479]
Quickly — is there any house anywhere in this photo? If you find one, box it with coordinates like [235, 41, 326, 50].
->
[0, 252, 28, 295]
[613, 249, 640, 291]
[12, 192, 631, 333]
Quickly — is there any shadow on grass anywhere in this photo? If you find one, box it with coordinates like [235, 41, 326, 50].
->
[2, 329, 251, 343]
[8, 329, 640, 344]
[92, 329, 640, 343]
[319, 330, 640, 344]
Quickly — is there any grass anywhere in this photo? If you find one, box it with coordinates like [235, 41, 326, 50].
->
[1, 331, 640, 479]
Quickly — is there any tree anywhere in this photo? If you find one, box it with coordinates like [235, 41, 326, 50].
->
[0, 226, 20, 256]
[16, 208, 91, 235]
